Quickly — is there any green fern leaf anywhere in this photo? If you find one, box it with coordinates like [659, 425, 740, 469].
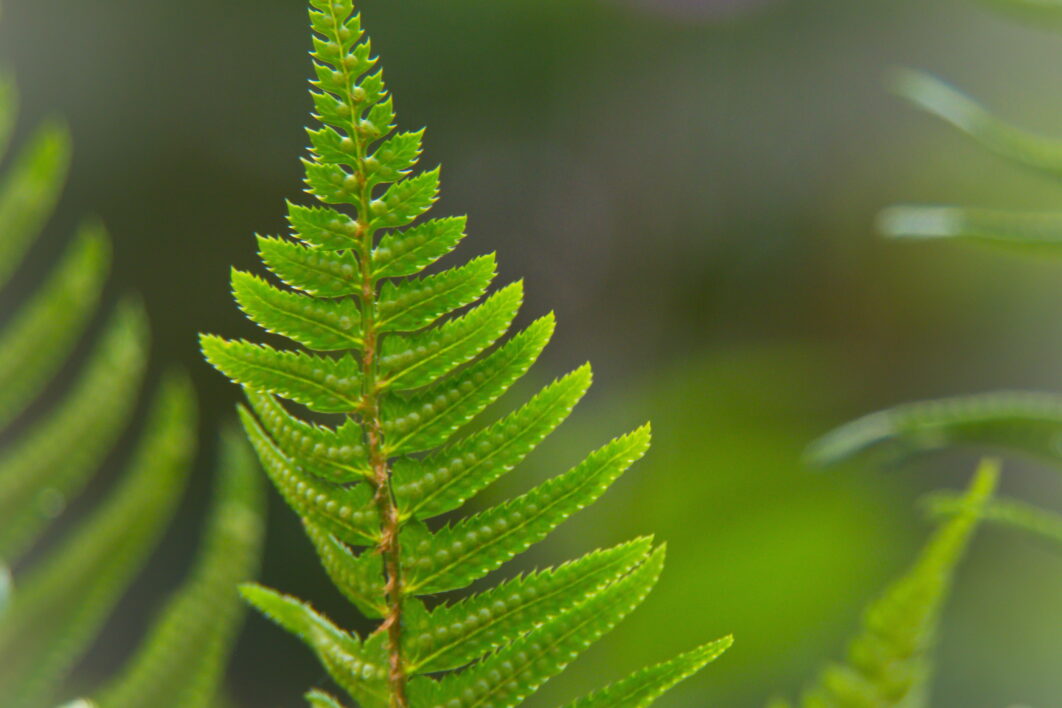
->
[379, 281, 523, 391]
[0, 120, 69, 289]
[233, 268, 364, 350]
[890, 68, 1062, 179]
[375, 253, 497, 334]
[372, 217, 465, 280]
[381, 315, 555, 455]
[202, 1, 727, 704]
[808, 390, 1062, 467]
[202, 336, 363, 413]
[782, 462, 997, 708]
[246, 388, 370, 483]
[394, 364, 593, 520]
[258, 234, 361, 297]
[412, 547, 667, 708]
[561, 636, 734, 708]
[0, 300, 147, 562]
[406, 537, 654, 673]
[92, 426, 266, 708]
[401, 426, 651, 595]
[240, 406, 379, 545]
[303, 521, 387, 618]
[0, 222, 108, 428]
[288, 202, 361, 251]
[240, 583, 389, 707]
[369, 169, 440, 230]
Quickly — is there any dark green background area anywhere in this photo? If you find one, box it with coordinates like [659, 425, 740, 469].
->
[3, 0, 1062, 705]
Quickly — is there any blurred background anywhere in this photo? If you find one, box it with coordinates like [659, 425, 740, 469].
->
[3, 0, 1062, 705]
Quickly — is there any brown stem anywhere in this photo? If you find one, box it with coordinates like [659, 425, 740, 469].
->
[323, 5, 410, 701]
[360, 322, 409, 707]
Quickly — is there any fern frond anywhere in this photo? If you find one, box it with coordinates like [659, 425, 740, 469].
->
[808, 390, 1062, 467]
[202, 336, 363, 413]
[0, 376, 196, 708]
[783, 461, 997, 708]
[93, 426, 267, 708]
[202, 1, 727, 705]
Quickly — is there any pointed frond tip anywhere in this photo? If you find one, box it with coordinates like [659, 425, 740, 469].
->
[783, 461, 997, 707]
[888, 67, 1062, 179]
[200, 1, 726, 704]
[807, 390, 1062, 468]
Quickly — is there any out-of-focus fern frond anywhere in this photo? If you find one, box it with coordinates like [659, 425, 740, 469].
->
[203, 1, 730, 705]
[0, 299, 148, 563]
[879, 206, 1062, 248]
[807, 391, 1062, 468]
[0, 221, 109, 429]
[0, 376, 196, 708]
[924, 490, 1062, 551]
[0, 49, 266, 706]
[815, 4, 1062, 706]
[878, 66, 1062, 249]
[94, 426, 266, 708]
[0, 117, 69, 290]
[889, 69, 1062, 179]
[877, 69, 1062, 247]
[776, 462, 997, 708]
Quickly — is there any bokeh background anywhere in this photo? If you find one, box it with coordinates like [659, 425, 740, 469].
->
[4, 0, 1062, 705]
